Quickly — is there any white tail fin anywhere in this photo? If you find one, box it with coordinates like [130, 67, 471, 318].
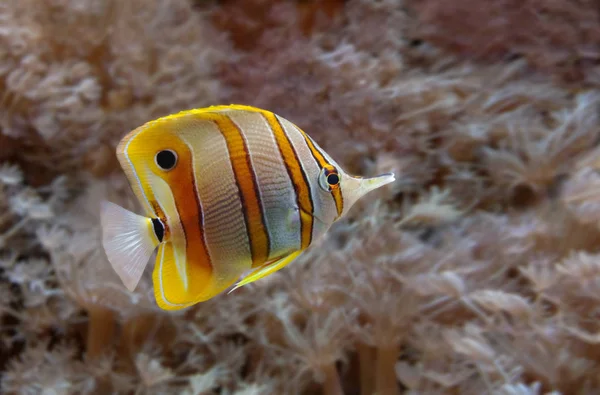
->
[99, 200, 159, 292]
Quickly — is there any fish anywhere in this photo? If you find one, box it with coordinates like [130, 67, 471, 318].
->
[100, 104, 395, 310]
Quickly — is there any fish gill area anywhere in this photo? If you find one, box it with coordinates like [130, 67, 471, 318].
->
[2, 0, 600, 394]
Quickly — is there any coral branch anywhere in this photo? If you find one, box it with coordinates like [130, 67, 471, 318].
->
[375, 346, 400, 395]
[322, 363, 344, 395]
[85, 307, 116, 361]
[357, 342, 376, 395]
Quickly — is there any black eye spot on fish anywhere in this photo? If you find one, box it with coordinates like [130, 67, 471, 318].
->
[155, 150, 177, 170]
[326, 173, 340, 186]
[318, 165, 340, 192]
[152, 218, 164, 242]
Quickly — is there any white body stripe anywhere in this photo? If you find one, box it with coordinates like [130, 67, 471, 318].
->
[150, 175, 189, 306]
[228, 111, 301, 259]
[276, 116, 336, 241]
[303, 132, 346, 217]
[306, 132, 343, 170]
[179, 119, 252, 284]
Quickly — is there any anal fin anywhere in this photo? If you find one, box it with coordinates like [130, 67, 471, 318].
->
[152, 241, 215, 311]
[229, 250, 302, 294]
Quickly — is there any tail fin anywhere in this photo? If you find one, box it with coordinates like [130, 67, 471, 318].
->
[100, 200, 160, 291]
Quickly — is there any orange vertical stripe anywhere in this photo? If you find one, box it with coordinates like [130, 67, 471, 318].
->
[196, 112, 270, 265]
[261, 111, 314, 249]
[122, 130, 214, 298]
[152, 141, 213, 287]
[297, 131, 344, 218]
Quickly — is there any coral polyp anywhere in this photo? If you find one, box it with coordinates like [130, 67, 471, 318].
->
[2, 0, 600, 394]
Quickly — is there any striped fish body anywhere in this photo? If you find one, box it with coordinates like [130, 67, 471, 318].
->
[100, 105, 395, 310]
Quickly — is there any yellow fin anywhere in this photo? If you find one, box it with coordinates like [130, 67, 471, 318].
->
[229, 250, 303, 294]
[153, 242, 194, 311]
[152, 241, 221, 311]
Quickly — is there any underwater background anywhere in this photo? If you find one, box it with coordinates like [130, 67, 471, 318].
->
[2, 0, 600, 394]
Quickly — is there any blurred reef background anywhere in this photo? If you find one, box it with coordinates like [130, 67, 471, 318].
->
[3, 0, 600, 394]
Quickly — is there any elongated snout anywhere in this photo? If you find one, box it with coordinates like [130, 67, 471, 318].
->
[339, 172, 396, 216]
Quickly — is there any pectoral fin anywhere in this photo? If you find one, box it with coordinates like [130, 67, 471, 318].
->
[99, 200, 159, 292]
[229, 250, 303, 293]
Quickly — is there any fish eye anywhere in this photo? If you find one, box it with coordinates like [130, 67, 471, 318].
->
[318, 165, 340, 191]
[326, 173, 340, 186]
[155, 149, 177, 171]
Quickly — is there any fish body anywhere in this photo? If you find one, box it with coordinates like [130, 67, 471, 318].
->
[100, 105, 395, 310]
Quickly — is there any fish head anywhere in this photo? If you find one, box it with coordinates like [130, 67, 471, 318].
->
[310, 158, 395, 235]
[116, 115, 200, 224]
[338, 170, 396, 212]
[302, 133, 395, 238]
